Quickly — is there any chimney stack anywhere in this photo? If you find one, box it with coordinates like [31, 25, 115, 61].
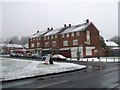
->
[47, 28, 50, 31]
[64, 24, 67, 27]
[37, 30, 39, 33]
[69, 24, 71, 27]
[51, 27, 53, 30]
[86, 19, 89, 23]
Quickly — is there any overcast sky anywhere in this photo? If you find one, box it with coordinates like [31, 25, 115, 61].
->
[0, 0, 119, 40]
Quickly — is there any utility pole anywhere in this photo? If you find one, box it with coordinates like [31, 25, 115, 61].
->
[77, 46, 80, 60]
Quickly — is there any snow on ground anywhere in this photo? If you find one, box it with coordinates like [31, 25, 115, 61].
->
[0, 57, 86, 81]
[67, 57, 120, 62]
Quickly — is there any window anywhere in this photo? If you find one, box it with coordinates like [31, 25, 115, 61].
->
[86, 47, 92, 56]
[73, 39, 78, 45]
[30, 38, 32, 41]
[52, 41, 57, 46]
[36, 37, 38, 41]
[51, 35, 54, 39]
[31, 43, 34, 48]
[44, 36, 46, 40]
[47, 36, 50, 39]
[39, 37, 41, 40]
[62, 34, 64, 38]
[63, 40, 68, 46]
[45, 42, 49, 47]
[33, 38, 35, 41]
[55, 34, 57, 38]
[71, 32, 74, 36]
[66, 33, 69, 37]
[76, 31, 80, 36]
[37, 42, 40, 47]
[86, 31, 90, 44]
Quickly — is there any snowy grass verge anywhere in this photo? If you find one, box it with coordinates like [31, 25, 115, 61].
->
[0, 57, 86, 81]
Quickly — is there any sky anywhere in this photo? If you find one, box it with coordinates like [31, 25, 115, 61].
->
[0, 0, 119, 40]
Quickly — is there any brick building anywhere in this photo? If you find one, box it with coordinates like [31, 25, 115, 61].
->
[29, 20, 101, 58]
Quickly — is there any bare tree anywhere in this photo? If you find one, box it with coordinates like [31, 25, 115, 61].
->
[4, 36, 28, 45]
[19, 36, 28, 45]
[4, 36, 19, 44]
[109, 36, 120, 46]
[10, 36, 20, 44]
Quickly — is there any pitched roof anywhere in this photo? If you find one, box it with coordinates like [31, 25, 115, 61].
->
[60, 22, 91, 34]
[105, 41, 119, 47]
[29, 30, 48, 38]
[1, 43, 23, 48]
[43, 27, 66, 36]
[29, 21, 92, 38]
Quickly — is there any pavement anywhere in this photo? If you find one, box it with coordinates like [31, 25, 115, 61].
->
[1, 57, 86, 82]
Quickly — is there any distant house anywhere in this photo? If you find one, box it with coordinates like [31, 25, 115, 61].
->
[105, 40, 119, 56]
[29, 19, 102, 58]
[1, 43, 24, 54]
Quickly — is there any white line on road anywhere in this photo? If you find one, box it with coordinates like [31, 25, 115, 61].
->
[38, 80, 69, 88]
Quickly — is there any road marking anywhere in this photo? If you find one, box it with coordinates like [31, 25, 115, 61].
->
[38, 80, 69, 88]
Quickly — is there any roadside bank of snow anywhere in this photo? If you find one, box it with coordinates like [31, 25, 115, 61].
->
[1, 57, 86, 81]
[67, 57, 119, 62]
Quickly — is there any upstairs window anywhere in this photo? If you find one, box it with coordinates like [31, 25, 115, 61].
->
[31, 43, 35, 48]
[55, 34, 57, 38]
[52, 41, 57, 46]
[62, 34, 65, 38]
[51, 35, 54, 39]
[44, 36, 46, 40]
[45, 42, 49, 47]
[33, 38, 35, 41]
[30, 38, 32, 41]
[86, 31, 90, 44]
[36, 37, 38, 41]
[47, 36, 50, 39]
[73, 39, 78, 45]
[37, 42, 40, 47]
[39, 37, 41, 40]
[63, 40, 68, 46]
[76, 31, 80, 36]
[71, 32, 74, 36]
[66, 33, 69, 37]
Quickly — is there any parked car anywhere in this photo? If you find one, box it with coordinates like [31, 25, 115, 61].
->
[10, 52, 16, 57]
[10, 53, 23, 58]
[32, 54, 42, 59]
[42, 54, 52, 60]
[52, 54, 67, 61]
[24, 53, 32, 58]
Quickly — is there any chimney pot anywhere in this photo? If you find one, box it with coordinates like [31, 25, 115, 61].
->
[47, 28, 50, 30]
[51, 27, 53, 30]
[86, 19, 89, 23]
[69, 24, 71, 27]
[37, 30, 39, 33]
[64, 24, 67, 27]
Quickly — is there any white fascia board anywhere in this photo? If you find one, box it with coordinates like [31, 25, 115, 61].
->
[42, 48, 51, 51]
